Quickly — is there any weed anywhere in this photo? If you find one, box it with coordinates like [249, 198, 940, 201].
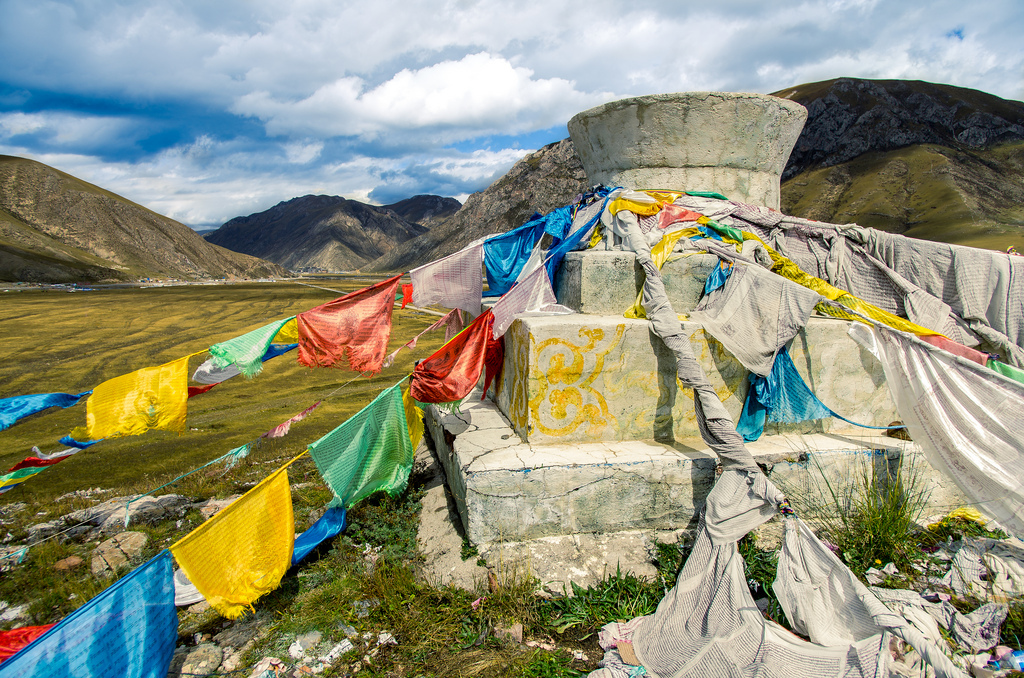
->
[789, 452, 930, 578]
[540, 565, 663, 638]
[521, 650, 584, 677]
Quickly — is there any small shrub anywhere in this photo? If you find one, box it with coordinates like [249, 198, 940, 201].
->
[792, 453, 930, 578]
[540, 565, 663, 638]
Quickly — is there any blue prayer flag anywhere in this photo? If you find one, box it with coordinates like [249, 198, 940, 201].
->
[0, 392, 90, 431]
[292, 507, 347, 565]
[0, 550, 177, 678]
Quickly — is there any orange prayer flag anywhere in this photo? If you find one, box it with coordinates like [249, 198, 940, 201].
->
[296, 275, 402, 373]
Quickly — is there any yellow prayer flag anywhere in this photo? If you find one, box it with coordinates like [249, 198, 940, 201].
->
[86, 355, 190, 440]
[403, 386, 424, 451]
[273, 317, 299, 344]
[170, 466, 294, 619]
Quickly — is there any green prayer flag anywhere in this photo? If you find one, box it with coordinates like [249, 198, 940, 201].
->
[308, 384, 413, 507]
[988, 357, 1024, 385]
[209, 316, 295, 378]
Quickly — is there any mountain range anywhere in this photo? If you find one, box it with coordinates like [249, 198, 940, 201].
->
[204, 194, 460, 272]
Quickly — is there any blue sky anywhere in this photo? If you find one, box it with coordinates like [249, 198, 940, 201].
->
[1, 0, 1022, 229]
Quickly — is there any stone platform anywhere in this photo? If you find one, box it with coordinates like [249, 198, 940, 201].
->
[493, 313, 897, 446]
[424, 392, 967, 551]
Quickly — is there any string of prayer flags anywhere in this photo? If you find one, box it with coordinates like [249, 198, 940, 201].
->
[292, 507, 346, 565]
[0, 391, 90, 431]
[0, 447, 79, 494]
[382, 308, 464, 368]
[170, 465, 295, 619]
[0, 625, 55, 664]
[192, 343, 298, 385]
[297, 275, 402, 373]
[0, 550, 177, 677]
[84, 355, 191, 440]
[261, 401, 321, 439]
[307, 384, 413, 508]
[410, 243, 484, 314]
[410, 310, 502, 405]
[209, 317, 296, 379]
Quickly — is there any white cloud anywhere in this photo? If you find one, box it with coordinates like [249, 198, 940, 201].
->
[233, 52, 613, 141]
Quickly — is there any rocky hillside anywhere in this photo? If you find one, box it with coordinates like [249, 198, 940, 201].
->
[0, 156, 287, 283]
[205, 195, 453, 272]
[774, 78, 1024, 179]
[363, 139, 588, 272]
[775, 78, 1024, 249]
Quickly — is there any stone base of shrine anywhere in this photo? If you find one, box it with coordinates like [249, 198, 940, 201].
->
[422, 392, 968, 550]
[493, 313, 899, 447]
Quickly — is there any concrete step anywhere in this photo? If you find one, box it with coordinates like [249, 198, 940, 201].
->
[494, 313, 898, 446]
[554, 250, 718, 316]
[425, 392, 967, 549]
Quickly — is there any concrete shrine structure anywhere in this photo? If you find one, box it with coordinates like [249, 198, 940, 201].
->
[422, 93, 966, 589]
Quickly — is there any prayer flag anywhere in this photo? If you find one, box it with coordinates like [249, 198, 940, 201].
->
[209, 317, 296, 378]
[0, 625, 54, 664]
[411, 243, 483, 314]
[403, 387, 424, 451]
[292, 507, 346, 565]
[307, 384, 413, 507]
[401, 284, 413, 309]
[58, 436, 98, 449]
[0, 392, 90, 431]
[170, 466, 294, 619]
[85, 356, 190, 440]
[261, 402, 321, 439]
[0, 550, 177, 677]
[410, 310, 502, 405]
[187, 384, 217, 398]
[482, 221, 544, 298]
[273, 318, 299, 344]
[491, 265, 558, 338]
[0, 447, 78, 494]
[192, 343, 297, 385]
[296, 275, 401, 373]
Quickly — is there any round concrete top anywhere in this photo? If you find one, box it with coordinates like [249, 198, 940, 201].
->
[567, 91, 807, 174]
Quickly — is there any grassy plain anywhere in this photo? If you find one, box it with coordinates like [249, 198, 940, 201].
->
[0, 277, 444, 504]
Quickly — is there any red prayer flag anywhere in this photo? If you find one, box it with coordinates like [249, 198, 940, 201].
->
[297, 275, 402, 373]
[187, 384, 218, 398]
[0, 625, 54, 663]
[401, 284, 413, 309]
[411, 310, 503, 404]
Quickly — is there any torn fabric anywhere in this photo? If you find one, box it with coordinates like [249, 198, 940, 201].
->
[850, 322, 1024, 536]
[297, 275, 401, 373]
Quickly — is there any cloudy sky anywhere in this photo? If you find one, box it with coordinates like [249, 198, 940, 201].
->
[1, 0, 1022, 229]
